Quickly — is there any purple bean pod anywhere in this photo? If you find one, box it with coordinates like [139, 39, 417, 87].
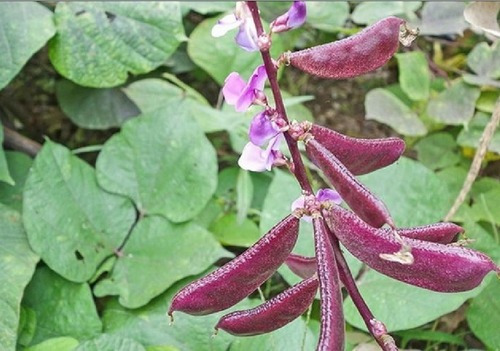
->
[324, 205, 498, 292]
[309, 124, 405, 175]
[285, 253, 317, 279]
[168, 215, 300, 316]
[215, 276, 318, 336]
[286, 17, 404, 79]
[306, 139, 394, 228]
[313, 217, 344, 351]
[396, 222, 463, 244]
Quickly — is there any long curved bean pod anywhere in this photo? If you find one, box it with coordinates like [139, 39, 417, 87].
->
[324, 205, 498, 292]
[287, 17, 404, 79]
[168, 215, 300, 316]
[285, 253, 317, 279]
[216, 276, 318, 336]
[313, 217, 344, 351]
[306, 139, 394, 228]
[310, 124, 405, 175]
[396, 222, 463, 244]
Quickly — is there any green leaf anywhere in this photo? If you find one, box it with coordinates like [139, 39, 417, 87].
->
[181, 2, 233, 15]
[22, 266, 102, 345]
[0, 151, 32, 211]
[365, 88, 427, 136]
[396, 52, 431, 101]
[187, 16, 284, 85]
[56, 79, 140, 129]
[457, 112, 500, 154]
[49, 2, 185, 87]
[467, 279, 500, 349]
[0, 205, 39, 351]
[102, 277, 250, 351]
[25, 337, 79, 351]
[359, 157, 453, 227]
[17, 306, 37, 347]
[476, 90, 499, 113]
[0, 2, 55, 90]
[0, 125, 14, 185]
[467, 41, 500, 80]
[414, 132, 460, 170]
[23, 140, 136, 282]
[463, 222, 500, 263]
[94, 215, 229, 308]
[209, 213, 261, 247]
[395, 329, 465, 347]
[96, 108, 217, 222]
[236, 169, 253, 223]
[306, 2, 349, 32]
[76, 334, 146, 351]
[344, 269, 489, 332]
[351, 1, 422, 25]
[426, 80, 480, 125]
[418, 2, 468, 36]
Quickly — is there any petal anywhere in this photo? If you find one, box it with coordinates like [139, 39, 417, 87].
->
[223, 72, 247, 105]
[290, 195, 312, 223]
[248, 65, 268, 92]
[317, 188, 342, 205]
[287, 1, 307, 29]
[238, 142, 268, 172]
[235, 65, 268, 112]
[235, 20, 259, 52]
[212, 14, 243, 37]
[249, 112, 279, 146]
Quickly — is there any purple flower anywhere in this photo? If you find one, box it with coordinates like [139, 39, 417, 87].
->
[223, 65, 268, 112]
[291, 188, 342, 222]
[211, 2, 259, 52]
[271, 1, 307, 33]
[249, 111, 280, 146]
[238, 134, 283, 172]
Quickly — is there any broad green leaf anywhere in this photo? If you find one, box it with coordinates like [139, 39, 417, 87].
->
[25, 337, 79, 351]
[414, 132, 460, 170]
[0, 151, 32, 211]
[365, 88, 427, 136]
[23, 140, 136, 282]
[463, 222, 500, 263]
[0, 2, 55, 90]
[146, 347, 180, 351]
[17, 306, 37, 347]
[22, 267, 102, 345]
[470, 189, 500, 226]
[0, 205, 39, 351]
[49, 2, 185, 87]
[209, 213, 261, 247]
[94, 216, 229, 308]
[344, 269, 489, 332]
[467, 41, 500, 80]
[187, 16, 284, 85]
[395, 329, 465, 347]
[476, 90, 499, 113]
[457, 112, 500, 154]
[76, 334, 145, 351]
[0, 125, 14, 185]
[96, 108, 217, 222]
[396, 52, 430, 101]
[467, 279, 500, 349]
[359, 157, 453, 227]
[418, 2, 468, 36]
[426, 80, 480, 125]
[56, 79, 140, 129]
[181, 2, 233, 15]
[102, 276, 250, 351]
[306, 2, 349, 32]
[236, 169, 253, 223]
[351, 2, 421, 25]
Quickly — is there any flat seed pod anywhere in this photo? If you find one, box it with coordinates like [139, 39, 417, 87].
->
[396, 222, 463, 244]
[310, 124, 405, 175]
[168, 215, 299, 316]
[216, 276, 318, 336]
[285, 254, 317, 279]
[288, 17, 404, 79]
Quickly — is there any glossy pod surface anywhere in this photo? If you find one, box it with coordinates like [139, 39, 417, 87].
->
[310, 124, 405, 175]
[288, 17, 404, 79]
[216, 276, 318, 336]
[168, 215, 300, 316]
[313, 218, 344, 351]
[306, 139, 394, 228]
[285, 253, 317, 279]
[325, 205, 498, 292]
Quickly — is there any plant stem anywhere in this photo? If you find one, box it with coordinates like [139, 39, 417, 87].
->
[247, 1, 312, 193]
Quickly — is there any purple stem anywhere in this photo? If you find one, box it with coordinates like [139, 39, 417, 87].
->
[247, 1, 312, 193]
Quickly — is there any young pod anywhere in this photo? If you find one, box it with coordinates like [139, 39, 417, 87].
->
[306, 139, 394, 228]
[325, 205, 498, 292]
[286, 17, 404, 79]
[168, 215, 299, 316]
[285, 253, 317, 279]
[216, 276, 318, 336]
[313, 217, 344, 351]
[396, 222, 463, 244]
[310, 124, 405, 175]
